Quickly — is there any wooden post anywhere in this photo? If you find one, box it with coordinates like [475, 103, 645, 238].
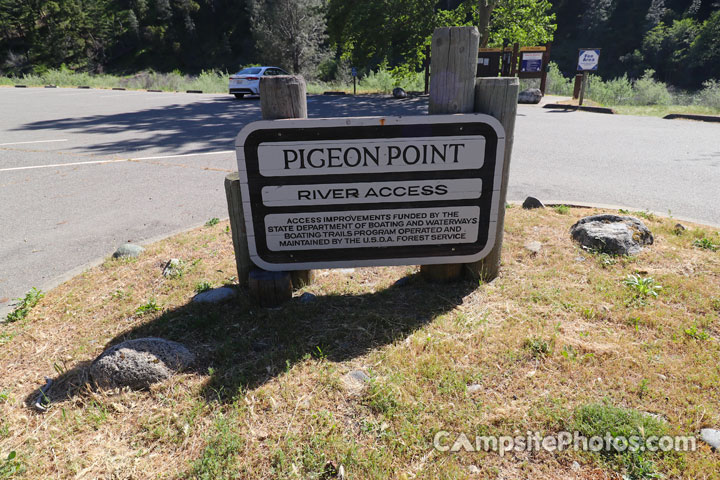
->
[225, 172, 252, 286]
[465, 77, 519, 281]
[539, 42, 552, 95]
[578, 71, 588, 106]
[573, 74, 583, 99]
[510, 43, 519, 77]
[420, 26, 479, 282]
[223, 75, 314, 307]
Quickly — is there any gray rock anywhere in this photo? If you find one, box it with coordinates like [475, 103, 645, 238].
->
[112, 243, 144, 259]
[700, 428, 720, 449]
[467, 384, 483, 393]
[518, 88, 542, 104]
[347, 370, 370, 383]
[571, 461, 581, 471]
[162, 258, 182, 277]
[192, 286, 236, 304]
[570, 214, 654, 256]
[468, 465, 481, 474]
[674, 223, 687, 234]
[522, 196, 545, 209]
[392, 87, 407, 99]
[393, 276, 411, 287]
[342, 369, 371, 393]
[299, 292, 316, 304]
[524, 241, 542, 254]
[89, 337, 194, 390]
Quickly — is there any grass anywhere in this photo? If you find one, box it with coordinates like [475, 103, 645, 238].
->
[3, 287, 44, 323]
[0, 208, 719, 478]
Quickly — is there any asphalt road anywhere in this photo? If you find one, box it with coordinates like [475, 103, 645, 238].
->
[1, 87, 718, 316]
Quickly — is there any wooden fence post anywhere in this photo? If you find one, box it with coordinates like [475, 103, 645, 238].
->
[225, 172, 251, 286]
[465, 77, 519, 281]
[420, 26, 480, 282]
[226, 75, 315, 306]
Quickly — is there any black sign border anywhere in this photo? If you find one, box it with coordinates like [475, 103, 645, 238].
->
[240, 120, 500, 267]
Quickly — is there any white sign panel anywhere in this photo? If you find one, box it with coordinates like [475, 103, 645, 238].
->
[578, 49, 601, 71]
[235, 114, 506, 271]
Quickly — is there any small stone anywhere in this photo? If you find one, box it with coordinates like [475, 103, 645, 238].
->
[162, 258, 182, 277]
[299, 292, 316, 304]
[674, 223, 686, 234]
[657, 373, 667, 380]
[347, 370, 370, 383]
[112, 243, 144, 259]
[192, 286, 236, 304]
[467, 384, 482, 393]
[524, 241, 542, 254]
[337, 268, 355, 274]
[89, 337, 194, 390]
[468, 465, 481, 474]
[518, 88, 542, 104]
[342, 370, 371, 393]
[570, 214, 654, 256]
[393, 276, 411, 287]
[392, 87, 407, 99]
[522, 196, 544, 209]
[700, 428, 720, 449]
[571, 461, 581, 471]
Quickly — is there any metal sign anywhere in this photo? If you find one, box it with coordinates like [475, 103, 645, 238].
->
[577, 49, 601, 71]
[235, 115, 505, 271]
[520, 52, 544, 73]
[351, 67, 357, 77]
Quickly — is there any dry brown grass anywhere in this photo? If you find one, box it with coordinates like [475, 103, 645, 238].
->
[1, 207, 719, 479]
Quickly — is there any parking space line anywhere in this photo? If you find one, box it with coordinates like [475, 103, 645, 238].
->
[0, 150, 234, 173]
[0, 139, 68, 146]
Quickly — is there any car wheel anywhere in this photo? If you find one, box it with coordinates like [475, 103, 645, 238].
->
[234, 93, 245, 99]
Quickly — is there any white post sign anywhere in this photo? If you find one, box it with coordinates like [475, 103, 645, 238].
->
[235, 115, 505, 270]
[577, 49, 601, 71]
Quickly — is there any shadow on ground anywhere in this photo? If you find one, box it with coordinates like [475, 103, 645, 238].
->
[13, 95, 430, 155]
[27, 272, 478, 407]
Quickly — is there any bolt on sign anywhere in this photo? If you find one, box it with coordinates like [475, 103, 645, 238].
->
[235, 115, 506, 270]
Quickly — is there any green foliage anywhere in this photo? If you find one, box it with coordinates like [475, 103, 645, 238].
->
[524, 336, 552, 357]
[571, 403, 669, 480]
[195, 281, 213, 294]
[487, 0, 556, 47]
[545, 62, 573, 96]
[552, 204, 570, 215]
[684, 323, 710, 341]
[205, 218, 220, 227]
[623, 275, 662, 299]
[0, 451, 24, 478]
[136, 298, 161, 315]
[693, 238, 718, 252]
[4, 288, 44, 323]
[187, 414, 244, 479]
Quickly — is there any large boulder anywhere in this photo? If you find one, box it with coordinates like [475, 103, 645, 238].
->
[518, 88, 542, 104]
[89, 337, 194, 390]
[570, 214, 654, 255]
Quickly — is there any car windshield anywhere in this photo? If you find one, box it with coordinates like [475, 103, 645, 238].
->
[236, 68, 262, 75]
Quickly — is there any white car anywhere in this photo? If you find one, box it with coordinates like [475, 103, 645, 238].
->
[228, 66, 289, 99]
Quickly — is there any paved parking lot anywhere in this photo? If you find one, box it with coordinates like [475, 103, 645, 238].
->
[1, 87, 718, 316]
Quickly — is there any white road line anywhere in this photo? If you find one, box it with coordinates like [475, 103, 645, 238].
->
[0, 139, 68, 146]
[0, 159, 128, 172]
[0, 150, 234, 172]
[132, 150, 233, 161]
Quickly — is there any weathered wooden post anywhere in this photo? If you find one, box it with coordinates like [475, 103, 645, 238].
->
[465, 77, 519, 281]
[420, 26, 480, 282]
[224, 172, 251, 286]
[226, 75, 315, 306]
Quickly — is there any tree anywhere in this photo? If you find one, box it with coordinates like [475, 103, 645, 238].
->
[487, 0, 556, 47]
[249, 0, 327, 74]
